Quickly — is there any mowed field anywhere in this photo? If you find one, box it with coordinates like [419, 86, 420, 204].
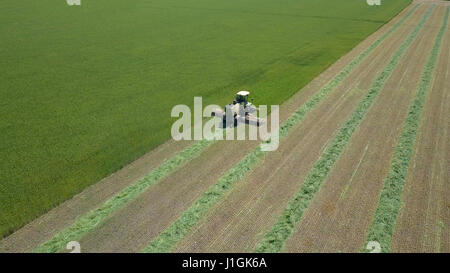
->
[0, 0, 412, 238]
[1, 0, 448, 253]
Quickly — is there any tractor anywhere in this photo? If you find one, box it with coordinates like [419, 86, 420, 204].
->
[211, 91, 264, 127]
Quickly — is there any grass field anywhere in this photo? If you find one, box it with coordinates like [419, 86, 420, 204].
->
[0, 0, 411, 238]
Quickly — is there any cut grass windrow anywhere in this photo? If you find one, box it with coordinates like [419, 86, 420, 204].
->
[33, 139, 213, 253]
[364, 6, 449, 253]
[255, 6, 434, 253]
[142, 5, 420, 253]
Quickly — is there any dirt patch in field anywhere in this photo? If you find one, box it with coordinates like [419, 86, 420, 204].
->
[391, 12, 450, 252]
[283, 6, 444, 253]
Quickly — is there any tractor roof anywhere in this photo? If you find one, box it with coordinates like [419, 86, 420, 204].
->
[236, 91, 250, 96]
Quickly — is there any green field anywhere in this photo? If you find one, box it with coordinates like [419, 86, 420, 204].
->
[0, 0, 411, 238]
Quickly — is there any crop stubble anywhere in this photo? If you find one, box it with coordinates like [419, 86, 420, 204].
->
[391, 6, 450, 253]
[283, 6, 444, 253]
[256, 5, 434, 253]
[171, 5, 426, 253]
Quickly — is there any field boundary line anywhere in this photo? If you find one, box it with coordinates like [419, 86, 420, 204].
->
[33, 139, 213, 253]
[141, 4, 420, 253]
[255, 5, 434, 253]
[364, 6, 449, 253]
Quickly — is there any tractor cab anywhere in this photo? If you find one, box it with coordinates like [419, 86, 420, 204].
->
[235, 91, 250, 106]
[211, 90, 263, 126]
[234, 91, 257, 114]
